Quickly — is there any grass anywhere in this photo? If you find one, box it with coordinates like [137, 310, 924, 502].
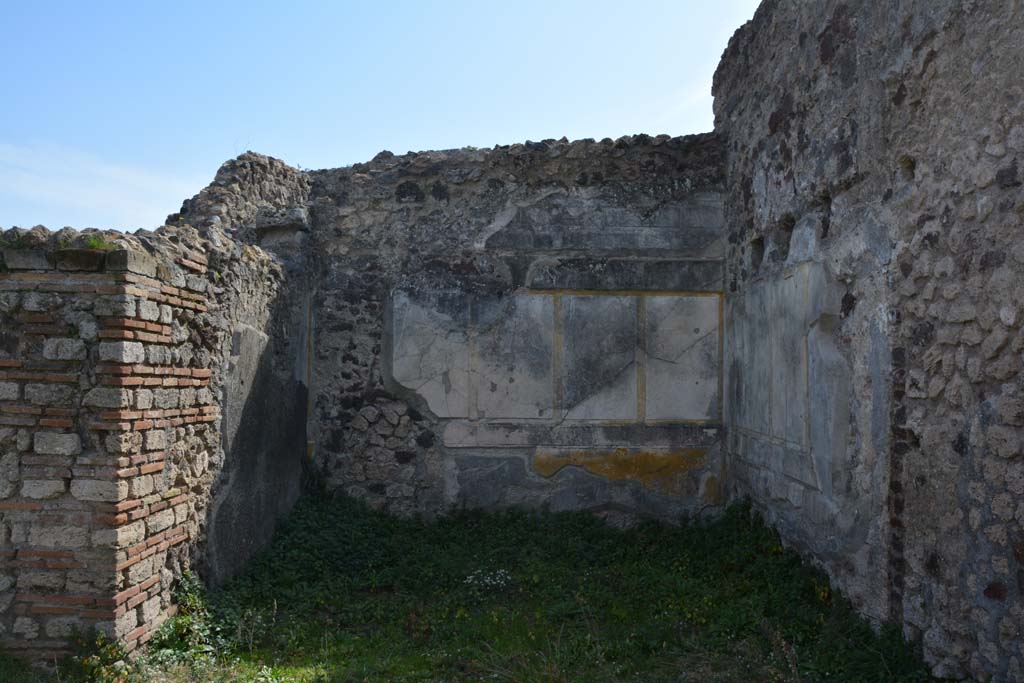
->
[0, 653, 48, 682]
[2, 496, 936, 682]
[80, 234, 116, 251]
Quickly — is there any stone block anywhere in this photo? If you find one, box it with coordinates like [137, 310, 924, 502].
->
[42, 338, 86, 361]
[20, 479, 66, 499]
[474, 294, 554, 419]
[179, 387, 196, 407]
[78, 320, 98, 341]
[562, 295, 637, 420]
[28, 524, 88, 549]
[140, 594, 162, 624]
[146, 508, 175, 534]
[71, 478, 127, 502]
[135, 388, 154, 410]
[98, 341, 145, 363]
[94, 295, 136, 318]
[0, 382, 19, 401]
[25, 383, 75, 405]
[53, 248, 106, 271]
[105, 249, 156, 277]
[16, 570, 65, 590]
[144, 429, 166, 450]
[153, 388, 179, 409]
[186, 274, 207, 293]
[644, 295, 720, 421]
[12, 616, 39, 640]
[138, 300, 160, 322]
[115, 608, 137, 637]
[45, 617, 81, 639]
[130, 474, 154, 498]
[2, 249, 50, 270]
[173, 502, 189, 524]
[105, 431, 142, 454]
[84, 387, 133, 409]
[0, 452, 19, 498]
[145, 344, 170, 364]
[92, 520, 145, 548]
[127, 556, 153, 585]
[22, 292, 62, 312]
[34, 432, 81, 456]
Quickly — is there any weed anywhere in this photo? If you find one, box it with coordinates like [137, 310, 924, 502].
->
[81, 234, 116, 251]
[1, 496, 938, 682]
[0, 233, 29, 250]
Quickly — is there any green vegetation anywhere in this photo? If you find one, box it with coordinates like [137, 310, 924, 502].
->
[0, 652, 47, 683]
[81, 234, 117, 251]
[0, 232, 30, 250]
[0, 232, 115, 252]
[1, 496, 935, 682]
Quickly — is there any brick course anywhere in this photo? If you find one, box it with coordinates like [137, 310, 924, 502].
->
[0, 228, 286, 660]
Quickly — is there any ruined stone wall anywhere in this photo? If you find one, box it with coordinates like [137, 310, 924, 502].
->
[714, 1, 1024, 679]
[303, 136, 728, 522]
[0, 139, 729, 662]
[8, 3, 1023, 673]
[0, 222, 305, 659]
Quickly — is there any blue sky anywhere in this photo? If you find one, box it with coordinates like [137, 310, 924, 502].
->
[0, 1, 759, 232]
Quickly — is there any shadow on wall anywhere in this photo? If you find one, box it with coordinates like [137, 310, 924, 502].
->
[201, 321, 307, 587]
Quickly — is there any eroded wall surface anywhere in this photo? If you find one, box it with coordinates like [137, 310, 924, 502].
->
[715, 1, 1024, 679]
[303, 136, 728, 522]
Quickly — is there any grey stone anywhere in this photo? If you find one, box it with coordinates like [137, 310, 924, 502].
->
[21, 292, 62, 312]
[70, 479, 127, 502]
[145, 429, 167, 450]
[153, 388, 179, 409]
[43, 338, 86, 361]
[2, 249, 50, 270]
[138, 300, 160, 322]
[0, 382, 19, 401]
[0, 452, 19, 498]
[33, 432, 81, 456]
[83, 387, 132, 409]
[20, 480, 66, 499]
[98, 341, 145, 363]
[94, 295, 136, 318]
[135, 389, 154, 410]
[25, 383, 76, 406]
[104, 249, 156, 276]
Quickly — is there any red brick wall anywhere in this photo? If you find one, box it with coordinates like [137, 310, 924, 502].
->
[0, 244, 224, 658]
